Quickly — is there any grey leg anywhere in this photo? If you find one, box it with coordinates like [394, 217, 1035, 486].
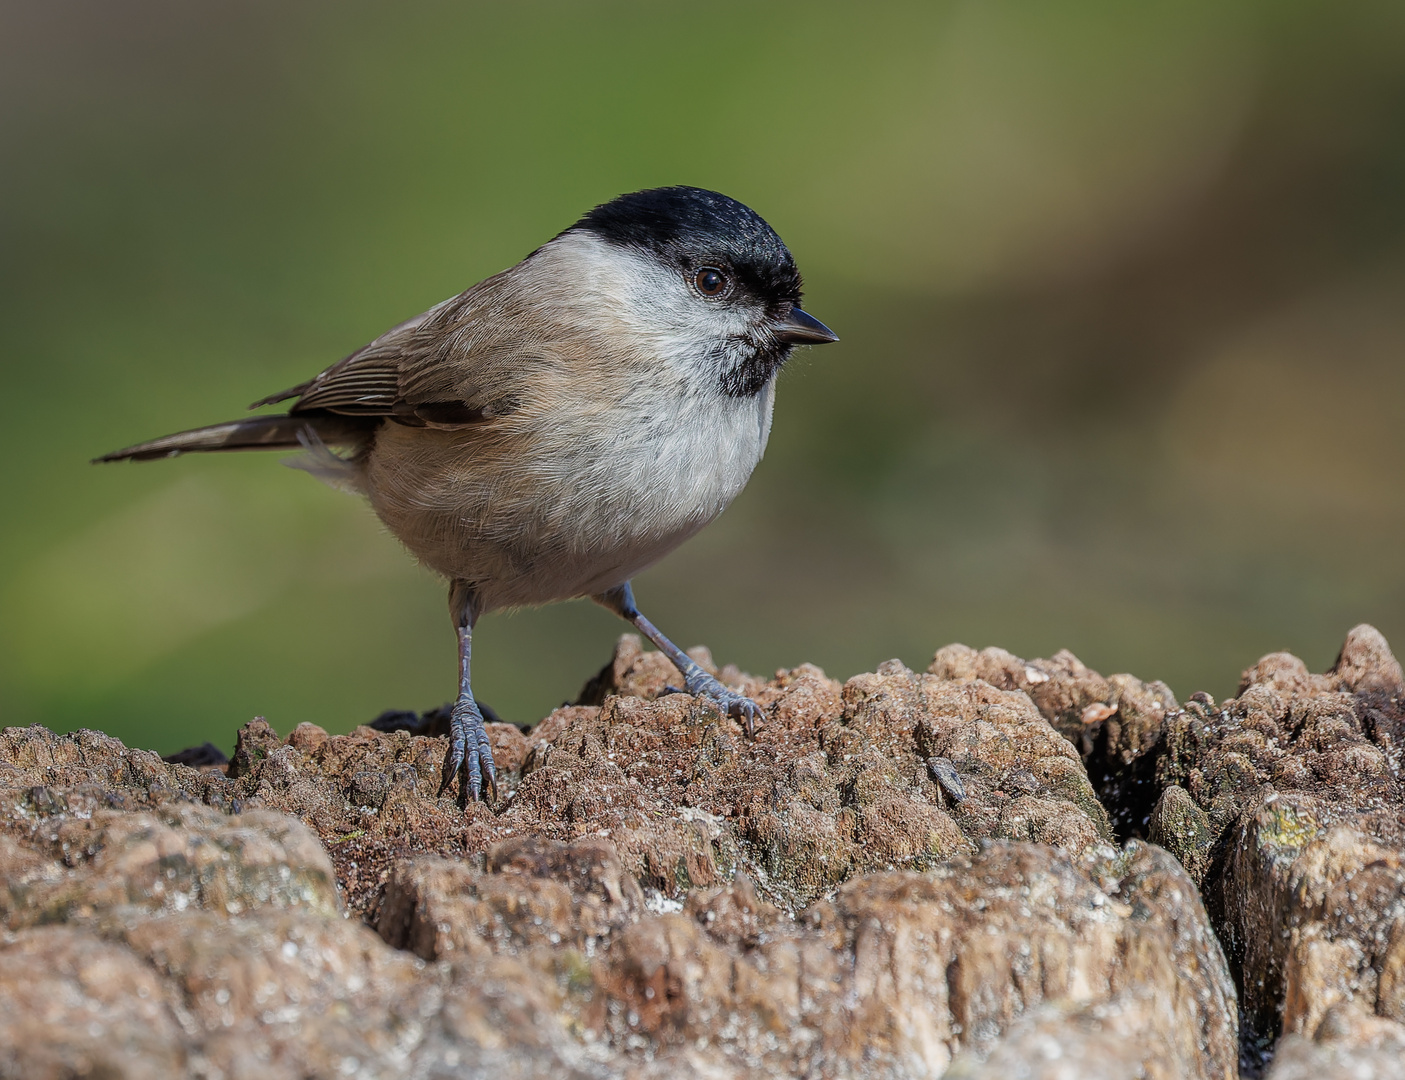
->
[593, 582, 764, 735]
[439, 580, 497, 802]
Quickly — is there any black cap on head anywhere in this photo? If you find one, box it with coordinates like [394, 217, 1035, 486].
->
[572, 186, 803, 306]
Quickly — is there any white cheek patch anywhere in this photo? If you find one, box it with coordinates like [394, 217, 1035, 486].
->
[539, 232, 766, 388]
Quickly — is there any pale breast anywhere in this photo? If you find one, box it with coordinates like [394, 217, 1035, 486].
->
[362, 379, 775, 610]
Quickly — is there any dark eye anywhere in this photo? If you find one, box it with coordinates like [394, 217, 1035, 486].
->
[694, 267, 728, 297]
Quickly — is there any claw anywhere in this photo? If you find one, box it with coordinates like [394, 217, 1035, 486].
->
[438, 725, 465, 797]
[476, 720, 498, 802]
[733, 698, 763, 738]
[438, 699, 498, 803]
[678, 671, 764, 737]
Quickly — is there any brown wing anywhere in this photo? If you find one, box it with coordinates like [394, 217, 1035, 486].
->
[249, 260, 572, 429]
[249, 293, 504, 428]
[248, 303, 440, 415]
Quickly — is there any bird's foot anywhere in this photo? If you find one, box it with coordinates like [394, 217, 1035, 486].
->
[438, 698, 498, 803]
[663, 670, 764, 736]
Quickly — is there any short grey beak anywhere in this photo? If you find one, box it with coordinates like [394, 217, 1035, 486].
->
[772, 306, 839, 345]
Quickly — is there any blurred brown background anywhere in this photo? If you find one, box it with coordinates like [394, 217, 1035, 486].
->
[2, 1, 1402, 753]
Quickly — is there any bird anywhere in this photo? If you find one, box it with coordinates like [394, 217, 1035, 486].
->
[96, 186, 838, 803]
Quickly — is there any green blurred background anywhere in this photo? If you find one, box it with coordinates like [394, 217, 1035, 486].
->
[3, 1, 1403, 754]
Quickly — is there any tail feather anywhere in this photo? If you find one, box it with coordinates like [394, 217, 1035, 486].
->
[94, 414, 369, 463]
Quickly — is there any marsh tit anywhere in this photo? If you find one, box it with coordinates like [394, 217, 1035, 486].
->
[97, 186, 838, 802]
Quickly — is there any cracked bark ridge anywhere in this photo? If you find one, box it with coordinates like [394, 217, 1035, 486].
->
[368, 836, 1237, 1079]
[132, 640, 1120, 921]
[929, 642, 1179, 839]
[15, 630, 1405, 1076]
[1152, 625, 1405, 1073]
[928, 625, 1405, 1075]
[0, 639, 1221, 1078]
